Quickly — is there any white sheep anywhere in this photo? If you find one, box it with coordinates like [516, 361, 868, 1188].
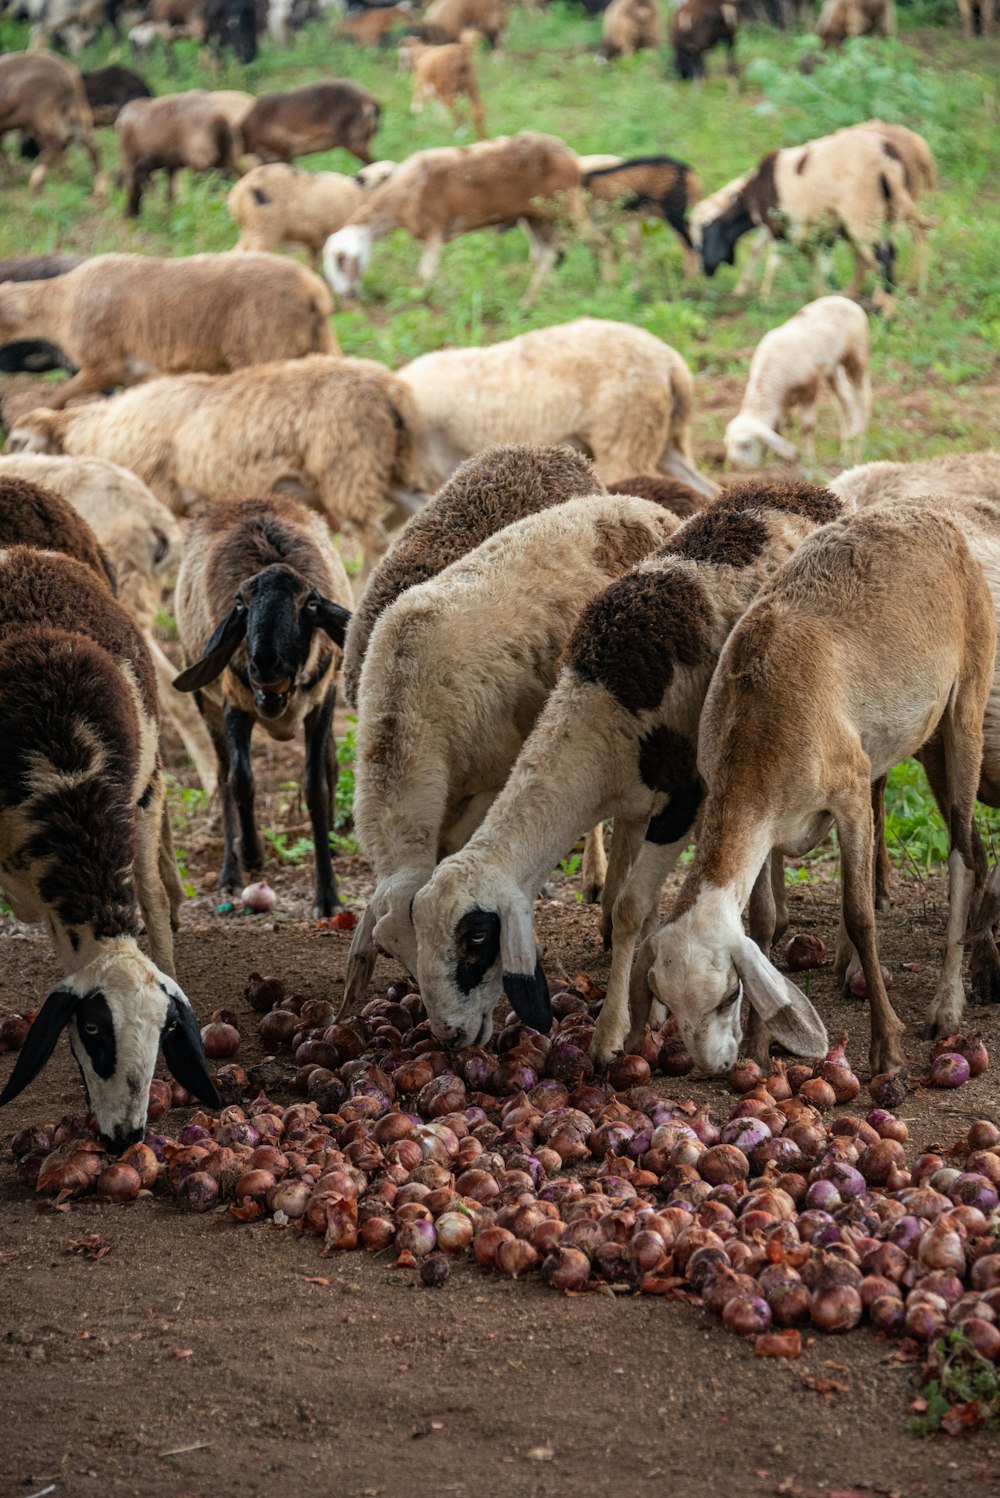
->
[725, 295, 871, 469]
[227, 160, 396, 266]
[830, 451, 1000, 509]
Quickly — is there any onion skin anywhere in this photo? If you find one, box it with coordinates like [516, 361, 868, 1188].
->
[177, 1172, 219, 1212]
[810, 1284, 862, 1332]
[96, 1163, 142, 1203]
[754, 1329, 802, 1358]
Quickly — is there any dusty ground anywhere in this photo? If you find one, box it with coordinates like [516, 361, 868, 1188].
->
[3, 779, 1000, 1498]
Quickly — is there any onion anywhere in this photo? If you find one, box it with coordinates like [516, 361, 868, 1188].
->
[147, 1079, 172, 1120]
[971, 1255, 1000, 1292]
[541, 1245, 591, 1291]
[177, 1172, 219, 1212]
[720, 1117, 772, 1152]
[969, 1119, 1000, 1151]
[121, 1143, 158, 1188]
[798, 1078, 836, 1110]
[728, 1059, 764, 1094]
[905, 1300, 946, 1341]
[858, 1139, 905, 1186]
[242, 880, 276, 912]
[658, 1037, 694, 1076]
[868, 1072, 908, 1110]
[0, 1013, 29, 1052]
[420, 1253, 451, 1288]
[495, 1237, 539, 1277]
[699, 1145, 749, 1186]
[810, 1284, 862, 1332]
[96, 1163, 142, 1203]
[929, 1052, 970, 1089]
[849, 964, 892, 997]
[474, 1226, 514, 1269]
[962, 1317, 1000, 1361]
[37, 1148, 99, 1198]
[607, 1054, 651, 1090]
[952, 1173, 998, 1214]
[723, 1294, 772, 1336]
[201, 1022, 240, 1060]
[870, 1295, 906, 1332]
[785, 934, 827, 971]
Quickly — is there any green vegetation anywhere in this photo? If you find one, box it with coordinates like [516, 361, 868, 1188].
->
[908, 1328, 1000, 1436]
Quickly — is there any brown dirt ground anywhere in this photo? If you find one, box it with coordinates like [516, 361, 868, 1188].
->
[3, 747, 1000, 1498]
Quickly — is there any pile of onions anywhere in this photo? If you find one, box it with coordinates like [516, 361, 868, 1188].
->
[9, 973, 1000, 1367]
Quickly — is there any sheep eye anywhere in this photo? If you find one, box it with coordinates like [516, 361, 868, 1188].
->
[83, 1021, 100, 1036]
[306, 597, 319, 614]
[467, 932, 487, 946]
[720, 982, 742, 1011]
[234, 598, 247, 612]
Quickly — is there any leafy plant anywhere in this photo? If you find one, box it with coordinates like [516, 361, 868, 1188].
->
[908, 1328, 1000, 1436]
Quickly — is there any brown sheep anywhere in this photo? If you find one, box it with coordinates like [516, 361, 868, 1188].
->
[421, 0, 506, 45]
[239, 82, 382, 166]
[817, 0, 895, 47]
[116, 92, 246, 216]
[598, 0, 662, 59]
[337, 3, 415, 43]
[83, 66, 153, 128]
[0, 251, 335, 408]
[583, 156, 703, 277]
[0, 474, 116, 590]
[607, 473, 711, 520]
[0, 255, 83, 377]
[0, 52, 100, 189]
[399, 35, 486, 138]
[672, 0, 739, 84]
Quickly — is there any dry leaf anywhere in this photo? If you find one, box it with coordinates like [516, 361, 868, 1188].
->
[526, 1446, 554, 1462]
[66, 1235, 112, 1260]
[799, 1370, 849, 1396]
[754, 1330, 802, 1359]
[171, 1348, 194, 1359]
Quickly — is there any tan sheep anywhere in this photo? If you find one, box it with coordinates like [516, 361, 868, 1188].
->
[830, 451, 1000, 509]
[0, 51, 100, 189]
[0, 251, 336, 409]
[116, 91, 250, 216]
[6, 355, 427, 572]
[399, 35, 486, 138]
[599, 0, 662, 59]
[336, 3, 415, 44]
[817, 0, 895, 47]
[227, 161, 396, 265]
[397, 318, 717, 496]
[421, 0, 506, 46]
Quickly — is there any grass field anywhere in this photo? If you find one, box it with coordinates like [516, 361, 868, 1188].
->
[0, 5, 998, 871]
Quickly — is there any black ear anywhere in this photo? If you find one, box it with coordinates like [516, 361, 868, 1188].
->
[0, 986, 77, 1106]
[160, 999, 221, 1107]
[151, 528, 171, 571]
[313, 596, 352, 649]
[173, 605, 247, 692]
[502, 958, 553, 1034]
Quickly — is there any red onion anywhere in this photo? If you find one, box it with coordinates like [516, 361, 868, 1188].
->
[96, 1163, 142, 1203]
[177, 1172, 219, 1212]
[541, 1246, 591, 1291]
[723, 1295, 772, 1336]
[870, 1294, 906, 1332]
[728, 1059, 764, 1094]
[420, 1254, 451, 1287]
[868, 1072, 907, 1110]
[798, 1078, 836, 1110]
[121, 1142, 158, 1188]
[810, 1284, 862, 1332]
[147, 1079, 172, 1119]
[246, 973, 285, 1011]
[962, 1317, 1000, 1360]
[929, 1052, 970, 1089]
[969, 1119, 1000, 1150]
[785, 933, 827, 971]
[495, 1237, 539, 1277]
[0, 1013, 30, 1052]
[201, 1022, 240, 1060]
[971, 1256, 1000, 1292]
[242, 880, 276, 912]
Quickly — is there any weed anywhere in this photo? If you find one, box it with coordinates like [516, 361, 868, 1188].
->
[908, 1328, 1000, 1436]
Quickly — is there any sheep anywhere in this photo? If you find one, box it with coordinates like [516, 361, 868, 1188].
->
[420, 0, 506, 46]
[817, 0, 895, 48]
[0, 254, 82, 377]
[725, 295, 871, 469]
[598, 0, 662, 59]
[172, 497, 353, 916]
[342, 443, 607, 707]
[0, 549, 219, 1151]
[226, 160, 396, 266]
[6, 355, 426, 572]
[0, 451, 218, 796]
[690, 173, 779, 297]
[25, 0, 108, 53]
[344, 489, 683, 1017]
[629, 500, 996, 1079]
[0, 474, 116, 588]
[398, 35, 486, 138]
[582, 155, 703, 277]
[0, 251, 335, 408]
[0, 51, 100, 189]
[238, 82, 382, 166]
[830, 451, 1000, 510]
[407, 481, 843, 1054]
[322, 132, 586, 305]
[606, 473, 710, 519]
[116, 92, 247, 216]
[699, 126, 934, 305]
[396, 318, 717, 497]
[83, 64, 152, 126]
[957, 0, 995, 36]
[203, 0, 263, 61]
[672, 0, 739, 85]
[337, 2, 414, 42]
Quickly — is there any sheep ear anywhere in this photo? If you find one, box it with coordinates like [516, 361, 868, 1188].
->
[734, 937, 828, 1059]
[172, 605, 247, 692]
[313, 596, 352, 649]
[0, 986, 77, 1106]
[501, 894, 552, 1033]
[151, 528, 172, 571]
[160, 998, 220, 1106]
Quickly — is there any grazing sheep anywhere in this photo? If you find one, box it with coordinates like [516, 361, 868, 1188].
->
[957, 0, 995, 36]
[408, 481, 841, 1054]
[322, 132, 586, 305]
[631, 501, 996, 1078]
[689, 171, 778, 297]
[7, 355, 425, 572]
[345, 490, 683, 1017]
[0, 51, 100, 189]
[598, 0, 661, 57]
[342, 443, 607, 706]
[817, 0, 895, 47]
[203, 0, 263, 61]
[0, 252, 335, 408]
[226, 160, 396, 265]
[420, 0, 507, 46]
[0, 451, 217, 796]
[0, 474, 116, 587]
[699, 126, 933, 304]
[725, 296, 871, 469]
[399, 35, 486, 138]
[173, 497, 353, 915]
[116, 91, 248, 216]
[583, 156, 702, 277]
[0, 255, 82, 377]
[397, 318, 717, 497]
[337, 3, 414, 42]
[606, 473, 710, 519]
[239, 81, 382, 166]
[25, 0, 107, 53]
[672, 0, 739, 84]
[83, 64, 152, 126]
[830, 451, 1000, 510]
[0, 549, 219, 1150]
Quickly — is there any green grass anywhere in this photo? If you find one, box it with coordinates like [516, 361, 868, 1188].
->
[908, 1327, 1000, 1436]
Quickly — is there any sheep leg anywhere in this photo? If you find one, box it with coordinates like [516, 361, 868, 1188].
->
[149, 637, 219, 796]
[970, 854, 1000, 1005]
[416, 232, 444, 289]
[599, 815, 648, 948]
[872, 773, 892, 909]
[198, 693, 242, 894]
[304, 685, 340, 918]
[771, 849, 790, 942]
[581, 823, 608, 904]
[158, 798, 185, 932]
[798, 400, 818, 466]
[833, 773, 906, 1076]
[520, 219, 561, 308]
[132, 769, 177, 976]
[734, 229, 774, 298]
[27, 137, 67, 191]
[223, 704, 263, 881]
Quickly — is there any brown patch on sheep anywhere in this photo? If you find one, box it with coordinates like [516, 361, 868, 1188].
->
[720, 478, 841, 526]
[591, 515, 663, 574]
[666, 504, 769, 568]
[564, 567, 712, 714]
[197, 496, 340, 606]
[745, 152, 783, 236]
[795, 151, 810, 175]
[608, 474, 709, 520]
[638, 722, 697, 792]
[0, 476, 115, 591]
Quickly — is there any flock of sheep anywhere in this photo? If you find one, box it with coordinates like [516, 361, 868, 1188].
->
[0, 1, 996, 1152]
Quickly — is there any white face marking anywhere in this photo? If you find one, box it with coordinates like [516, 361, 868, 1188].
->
[644, 889, 747, 1073]
[322, 226, 371, 296]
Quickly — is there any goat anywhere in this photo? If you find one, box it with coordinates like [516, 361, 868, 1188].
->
[0, 548, 218, 1150]
[0, 51, 100, 189]
[239, 82, 382, 165]
[173, 497, 353, 916]
[725, 295, 871, 468]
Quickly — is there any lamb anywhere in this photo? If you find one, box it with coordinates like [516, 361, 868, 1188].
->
[173, 497, 353, 916]
[0, 251, 335, 408]
[6, 355, 425, 571]
[238, 81, 382, 166]
[116, 91, 248, 216]
[699, 126, 934, 304]
[598, 0, 662, 58]
[322, 132, 586, 305]
[344, 490, 683, 1016]
[342, 443, 607, 707]
[0, 549, 219, 1151]
[830, 451, 1000, 510]
[672, 0, 739, 84]
[83, 64, 152, 126]
[817, 0, 895, 47]
[630, 501, 996, 1079]
[0, 51, 100, 189]
[398, 35, 486, 138]
[420, 0, 507, 46]
[957, 0, 995, 36]
[582, 156, 702, 278]
[407, 481, 843, 1055]
[725, 296, 871, 469]
[0, 451, 217, 796]
[226, 160, 396, 266]
[396, 318, 717, 496]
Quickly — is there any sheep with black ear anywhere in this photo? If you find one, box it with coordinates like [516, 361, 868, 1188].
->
[0, 548, 219, 1152]
[173, 496, 353, 918]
